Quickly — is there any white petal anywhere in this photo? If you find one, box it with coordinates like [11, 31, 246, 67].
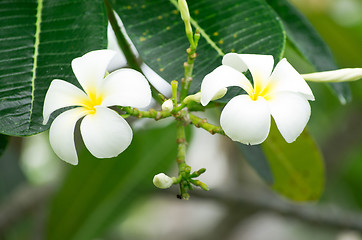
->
[268, 59, 314, 100]
[100, 68, 152, 108]
[141, 63, 172, 97]
[49, 107, 88, 165]
[200, 65, 253, 106]
[268, 92, 311, 143]
[302, 68, 362, 82]
[71, 50, 116, 95]
[43, 80, 88, 124]
[220, 95, 270, 145]
[80, 106, 132, 158]
[223, 53, 274, 93]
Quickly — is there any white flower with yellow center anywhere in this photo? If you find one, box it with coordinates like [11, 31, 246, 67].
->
[200, 53, 314, 145]
[43, 50, 151, 165]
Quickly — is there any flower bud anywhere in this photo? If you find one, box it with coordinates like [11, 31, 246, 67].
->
[302, 68, 362, 82]
[178, 0, 190, 22]
[153, 173, 174, 189]
[161, 99, 173, 112]
[184, 88, 227, 105]
[183, 92, 201, 104]
[212, 87, 227, 101]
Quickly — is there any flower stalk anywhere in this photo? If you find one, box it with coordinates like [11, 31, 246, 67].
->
[120, 106, 172, 120]
[180, 29, 200, 101]
[189, 113, 225, 135]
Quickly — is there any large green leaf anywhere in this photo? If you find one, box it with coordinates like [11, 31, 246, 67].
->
[0, 0, 108, 136]
[0, 134, 9, 157]
[266, 0, 351, 104]
[262, 123, 324, 202]
[46, 124, 180, 240]
[110, 0, 285, 95]
[237, 143, 273, 184]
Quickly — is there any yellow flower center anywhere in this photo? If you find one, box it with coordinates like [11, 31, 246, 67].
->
[79, 88, 103, 114]
[249, 77, 273, 101]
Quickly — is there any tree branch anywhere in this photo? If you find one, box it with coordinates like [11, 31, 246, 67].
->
[187, 187, 362, 232]
[3, 183, 362, 234]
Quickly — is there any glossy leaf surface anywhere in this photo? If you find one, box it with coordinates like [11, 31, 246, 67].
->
[110, 0, 285, 97]
[0, 0, 108, 136]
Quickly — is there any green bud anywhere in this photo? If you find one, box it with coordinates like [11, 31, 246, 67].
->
[200, 182, 209, 191]
[212, 87, 227, 101]
[178, 0, 190, 21]
[183, 92, 201, 104]
[182, 192, 190, 200]
[184, 165, 191, 173]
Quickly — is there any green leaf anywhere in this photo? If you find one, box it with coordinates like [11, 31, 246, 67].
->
[110, 0, 285, 95]
[46, 123, 180, 240]
[266, 0, 351, 104]
[0, 0, 108, 136]
[262, 122, 324, 202]
[237, 143, 273, 184]
[0, 134, 9, 157]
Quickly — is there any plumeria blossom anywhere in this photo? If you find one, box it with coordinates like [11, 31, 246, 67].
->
[43, 50, 151, 165]
[200, 53, 314, 145]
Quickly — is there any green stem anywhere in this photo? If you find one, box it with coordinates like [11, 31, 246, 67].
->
[189, 113, 225, 135]
[120, 107, 171, 120]
[180, 30, 200, 101]
[176, 120, 191, 200]
[173, 101, 187, 113]
[171, 80, 178, 107]
[105, 0, 163, 103]
[176, 121, 187, 165]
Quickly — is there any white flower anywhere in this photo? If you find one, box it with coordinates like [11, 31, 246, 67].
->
[43, 50, 151, 165]
[161, 99, 173, 112]
[302, 68, 362, 82]
[153, 173, 174, 189]
[200, 53, 314, 145]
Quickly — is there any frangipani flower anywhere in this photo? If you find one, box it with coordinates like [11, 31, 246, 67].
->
[200, 53, 314, 145]
[43, 50, 151, 165]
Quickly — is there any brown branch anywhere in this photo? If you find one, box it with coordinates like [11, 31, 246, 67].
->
[187, 187, 362, 232]
[3, 183, 362, 234]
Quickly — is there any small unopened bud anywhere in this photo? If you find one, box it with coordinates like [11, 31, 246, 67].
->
[183, 92, 201, 104]
[162, 99, 173, 112]
[183, 88, 227, 105]
[199, 182, 209, 191]
[178, 0, 190, 21]
[212, 87, 227, 101]
[302, 68, 362, 82]
[153, 173, 174, 189]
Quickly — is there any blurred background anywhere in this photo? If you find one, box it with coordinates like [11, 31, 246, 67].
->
[1, 0, 362, 239]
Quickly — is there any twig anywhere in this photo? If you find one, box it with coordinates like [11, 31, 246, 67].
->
[188, 187, 362, 232]
[3, 183, 362, 234]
